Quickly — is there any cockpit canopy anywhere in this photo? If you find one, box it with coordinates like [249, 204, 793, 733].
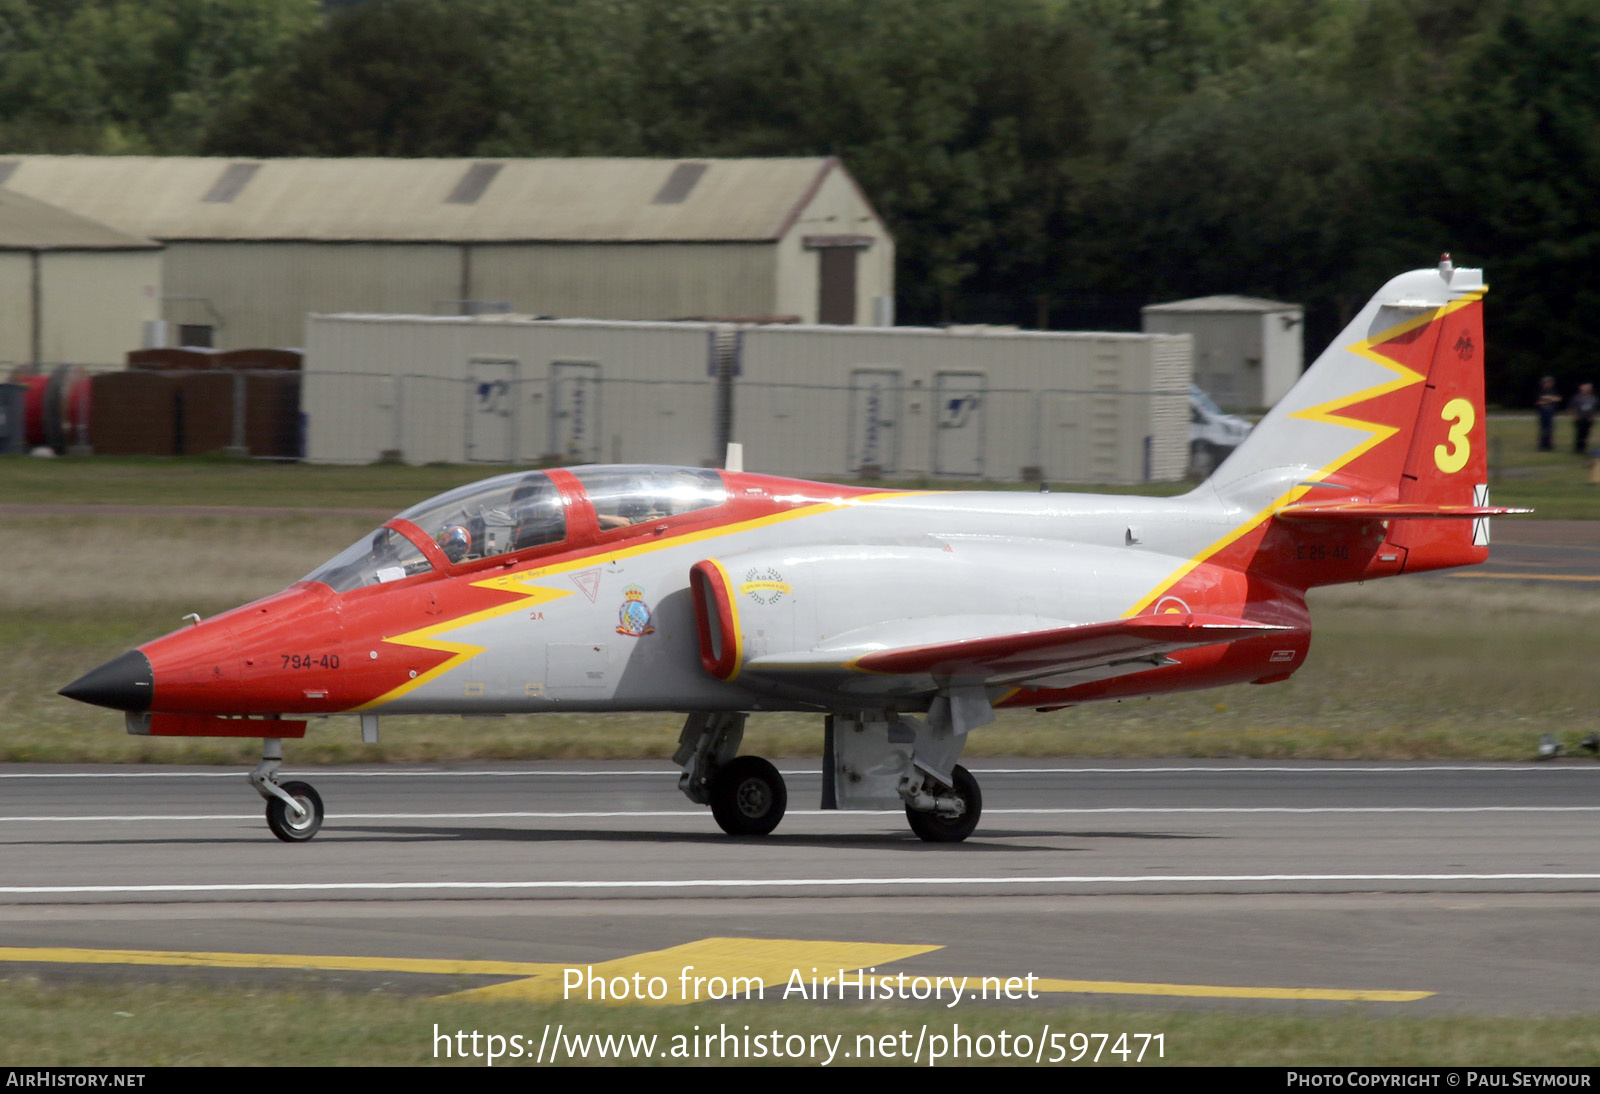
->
[304, 466, 726, 592]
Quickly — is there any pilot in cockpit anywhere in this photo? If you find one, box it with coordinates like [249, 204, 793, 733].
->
[435, 524, 472, 563]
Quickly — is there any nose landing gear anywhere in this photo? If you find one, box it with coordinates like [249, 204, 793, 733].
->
[249, 737, 326, 843]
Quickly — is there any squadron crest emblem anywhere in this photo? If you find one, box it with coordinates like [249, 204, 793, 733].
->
[616, 585, 655, 636]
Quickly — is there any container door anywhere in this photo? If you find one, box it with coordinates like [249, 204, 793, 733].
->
[550, 360, 602, 465]
[466, 358, 517, 463]
[933, 370, 986, 477]
[848, 368, 901, 474]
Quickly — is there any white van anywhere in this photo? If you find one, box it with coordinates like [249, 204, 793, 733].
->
[1189, 384, 1253, 476]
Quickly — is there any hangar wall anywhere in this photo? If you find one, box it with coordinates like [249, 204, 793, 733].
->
[468, 242, 778, 322]
[774, 165, 896, 325]
[0, 254, 32, 364]
[163, 242, 460, 350]
[38, 250, 163, 364]
[0, 250, 162, 367]
[304, 314, 1191, 483]
[165, 240, 793, 350]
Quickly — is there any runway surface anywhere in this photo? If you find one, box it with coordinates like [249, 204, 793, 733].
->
[1441, 519, 1600, 580]
[1, 759, 1597, 1014]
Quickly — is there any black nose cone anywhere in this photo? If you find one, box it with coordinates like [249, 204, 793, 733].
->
[60, 651, 153, 712]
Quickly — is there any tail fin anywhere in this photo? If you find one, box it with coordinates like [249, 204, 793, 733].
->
[1207, 258, 1517, 576]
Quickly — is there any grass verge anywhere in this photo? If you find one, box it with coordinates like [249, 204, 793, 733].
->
[0, 412, 1591, 516]
[1, 979, 1596, 1066]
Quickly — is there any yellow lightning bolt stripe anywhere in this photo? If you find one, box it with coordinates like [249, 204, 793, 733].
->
[356, 574, 576, 711]
[1119, 288, 1486, 619]
[359, 492, 926, 708]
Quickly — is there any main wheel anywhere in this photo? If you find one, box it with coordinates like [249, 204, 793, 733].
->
[906, 765, 982, 843]
[709, 756, 787, 836]
[265, 780, 324, 843]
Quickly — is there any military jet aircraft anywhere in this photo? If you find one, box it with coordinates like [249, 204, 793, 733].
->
[61, 260, 1519, 843]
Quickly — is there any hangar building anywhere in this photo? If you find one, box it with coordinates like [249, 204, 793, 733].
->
[0, 188, 162, 367]
[0, 155, 893, 351]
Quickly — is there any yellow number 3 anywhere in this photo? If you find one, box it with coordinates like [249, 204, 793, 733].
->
[1434, 397, 1474, 473]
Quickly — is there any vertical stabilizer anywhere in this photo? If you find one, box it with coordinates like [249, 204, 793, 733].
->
[1202, 260, 1498, 576]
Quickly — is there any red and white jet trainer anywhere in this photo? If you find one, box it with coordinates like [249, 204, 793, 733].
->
[62, 260, 1521, 843]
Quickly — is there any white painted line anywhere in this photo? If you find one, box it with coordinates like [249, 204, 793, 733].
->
[1, 764, 1595, 780]
[3, 806, 1599, 824]
[969, 765, 1600, 775]
[0, 770, 676, 779]
[1, 873, 1598, 896]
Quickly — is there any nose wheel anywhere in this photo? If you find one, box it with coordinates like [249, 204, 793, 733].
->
[249, 737, 325, 843]
[265, 781, 325, 842]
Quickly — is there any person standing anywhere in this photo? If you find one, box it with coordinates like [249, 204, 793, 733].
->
[1573, 382, 1598, 455]
[1537, 376, 1562, 451]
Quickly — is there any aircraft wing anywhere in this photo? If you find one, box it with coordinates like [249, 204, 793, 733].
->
[741, 612, 1288, 692]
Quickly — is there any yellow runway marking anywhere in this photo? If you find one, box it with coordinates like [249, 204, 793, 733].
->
[1448, 572, 1600, 582]
[1022, 977, 1428, 1003]
[446, 938, 938, 1003]
[0, 939, 1431, 1005]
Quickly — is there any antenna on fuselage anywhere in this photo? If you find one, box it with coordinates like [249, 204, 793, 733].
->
[725, 442, 744, 472]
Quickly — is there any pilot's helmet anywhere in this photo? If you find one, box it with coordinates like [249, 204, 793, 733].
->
[436, 524, 471, 563]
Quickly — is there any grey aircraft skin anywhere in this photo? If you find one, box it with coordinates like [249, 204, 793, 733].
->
[62, 261, 1514, 843]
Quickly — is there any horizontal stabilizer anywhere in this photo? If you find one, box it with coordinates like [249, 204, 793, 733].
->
[845, 612, 1287, 684]
[1274, 502, 1531, 523]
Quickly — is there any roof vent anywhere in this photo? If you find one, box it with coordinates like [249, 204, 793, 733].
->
[202, 162, 260, 203]
[652, 162, 707, 205]
[446, 162, 503, 205]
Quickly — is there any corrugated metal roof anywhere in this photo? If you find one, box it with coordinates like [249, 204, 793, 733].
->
[0, 156, 859, 244]
[0, 187, 160, 251]
[1143, 294, 1300, 314]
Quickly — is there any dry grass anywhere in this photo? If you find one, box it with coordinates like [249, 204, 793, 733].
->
[3, 513, 373, 609]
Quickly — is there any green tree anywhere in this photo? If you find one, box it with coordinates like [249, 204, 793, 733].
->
[1386, 0, 1600, 404]
[203, 0, 500, 156]
[0, 0, 319, 153]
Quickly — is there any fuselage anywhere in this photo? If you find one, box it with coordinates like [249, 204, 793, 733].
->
[93, 464, 1330, 724]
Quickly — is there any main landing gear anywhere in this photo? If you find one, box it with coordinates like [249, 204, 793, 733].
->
[674, 708, 988, 842]
[903, 764, 982, 843]
[827, 705, 988, 842]
[708, 756, 788, 836]
[675, 712, 788, 836]
[249, 737, 325, 843]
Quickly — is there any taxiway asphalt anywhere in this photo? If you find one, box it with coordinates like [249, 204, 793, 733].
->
[0, 760, 1596, 1014]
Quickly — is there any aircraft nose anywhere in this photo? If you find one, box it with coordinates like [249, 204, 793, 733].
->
[59, 650, 154, 712]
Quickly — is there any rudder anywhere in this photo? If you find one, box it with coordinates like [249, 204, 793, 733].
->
[1387, 283, 1492, 571]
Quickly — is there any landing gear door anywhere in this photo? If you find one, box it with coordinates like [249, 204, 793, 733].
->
[933, 370, 986, 477]
[466, 357, 517, 464]
[848, 368, 901, 475]
[550, 360, 601, 465]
